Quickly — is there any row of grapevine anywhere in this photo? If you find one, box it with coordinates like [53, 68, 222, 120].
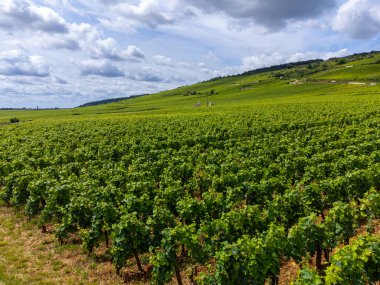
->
[0, 103, 379, 284]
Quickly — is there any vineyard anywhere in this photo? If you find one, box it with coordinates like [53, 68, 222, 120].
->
[1, 52, 380, 284]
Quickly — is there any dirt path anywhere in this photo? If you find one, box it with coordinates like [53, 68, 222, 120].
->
[0, 205, 124, 285]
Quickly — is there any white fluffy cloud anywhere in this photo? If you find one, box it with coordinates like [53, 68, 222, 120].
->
[43, 23, 145, 63]
[102, 0, 180, 28]
[52, 23, 98, 51]
[0, 0, 68, 33]
[0, 1, 146, 63]
[127, 66, 165, 82]
[243, 49, 349, 70]
[154, 55, 174, 67]
[287, 49, 349, 62]
[0, 49, 50, 77]
[123, 45, 145, 60]
[333, 0, 380, 39]
[91, 38, 145, 61]
[243, 53, 287, 70]
[127, 66, 186, 83]
[80, 59, 124, 77]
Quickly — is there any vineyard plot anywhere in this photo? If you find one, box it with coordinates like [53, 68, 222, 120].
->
[1, 102, 380, 284]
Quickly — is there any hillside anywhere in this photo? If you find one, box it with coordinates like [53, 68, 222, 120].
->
[1, 51, 380, 122]
[78, 95, 147, 108]
[82, 51, 380, 109]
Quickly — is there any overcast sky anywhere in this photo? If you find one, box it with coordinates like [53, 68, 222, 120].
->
[0, 0, 379, 108]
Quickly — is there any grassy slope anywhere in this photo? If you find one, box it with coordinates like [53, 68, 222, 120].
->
[1, 52, 380, 123]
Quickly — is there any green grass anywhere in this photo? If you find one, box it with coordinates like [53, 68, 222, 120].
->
[310, 64, 380, 81]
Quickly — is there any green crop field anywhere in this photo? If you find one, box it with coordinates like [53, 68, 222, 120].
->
[0, 52, 380, 285]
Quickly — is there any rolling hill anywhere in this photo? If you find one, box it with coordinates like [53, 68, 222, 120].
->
[0, 51, 380, 122]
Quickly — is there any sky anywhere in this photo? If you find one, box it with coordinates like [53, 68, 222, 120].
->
[0, 0, 380, 108]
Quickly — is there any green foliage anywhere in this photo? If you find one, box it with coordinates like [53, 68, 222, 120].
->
[323, 201, 357, 248]
[360, 187, 380, 219]
[336, 58, 347, 65]
[203, 224, 287, 284]
[325, 235, 380, 284]
[288, 214, 323, 264]
[151, 224, 200, 285]
[293, 235, 380, 285]
[111, 212, 150, 273]
[292, 268, 323, 285]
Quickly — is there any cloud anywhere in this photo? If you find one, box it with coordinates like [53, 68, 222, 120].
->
[179, 62, 191, 68]
[184, 0, 337, 30]
[0, 49, 50, 77]
[107, 0, 177, 28]
[43, 23, 99, 52]
[92, 38, 124, 60]
[98, 0, 124, 4]
[97, 16, 135, 34]
[242, 53, 286, 70]
[97, 0, 337, 31]
[80, 59, 124, 77]
[47, 37, 80, 50]
[41, 22, 145, 64]
[95, 0, 195, 31]
[242, 49, 349, 70]
[0, 1, 145, 64]
[205, 51, 219, 62]
[287, 49, 349, 62]
[333, 0, 380, 39]
[0, 0, 68, 33]
[153, 55, 174, 67]
[91, 38, 145, 61]
[53, 76, 68, 84]
[123, 45, 145, 60]
[128, 66, 166, 82]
